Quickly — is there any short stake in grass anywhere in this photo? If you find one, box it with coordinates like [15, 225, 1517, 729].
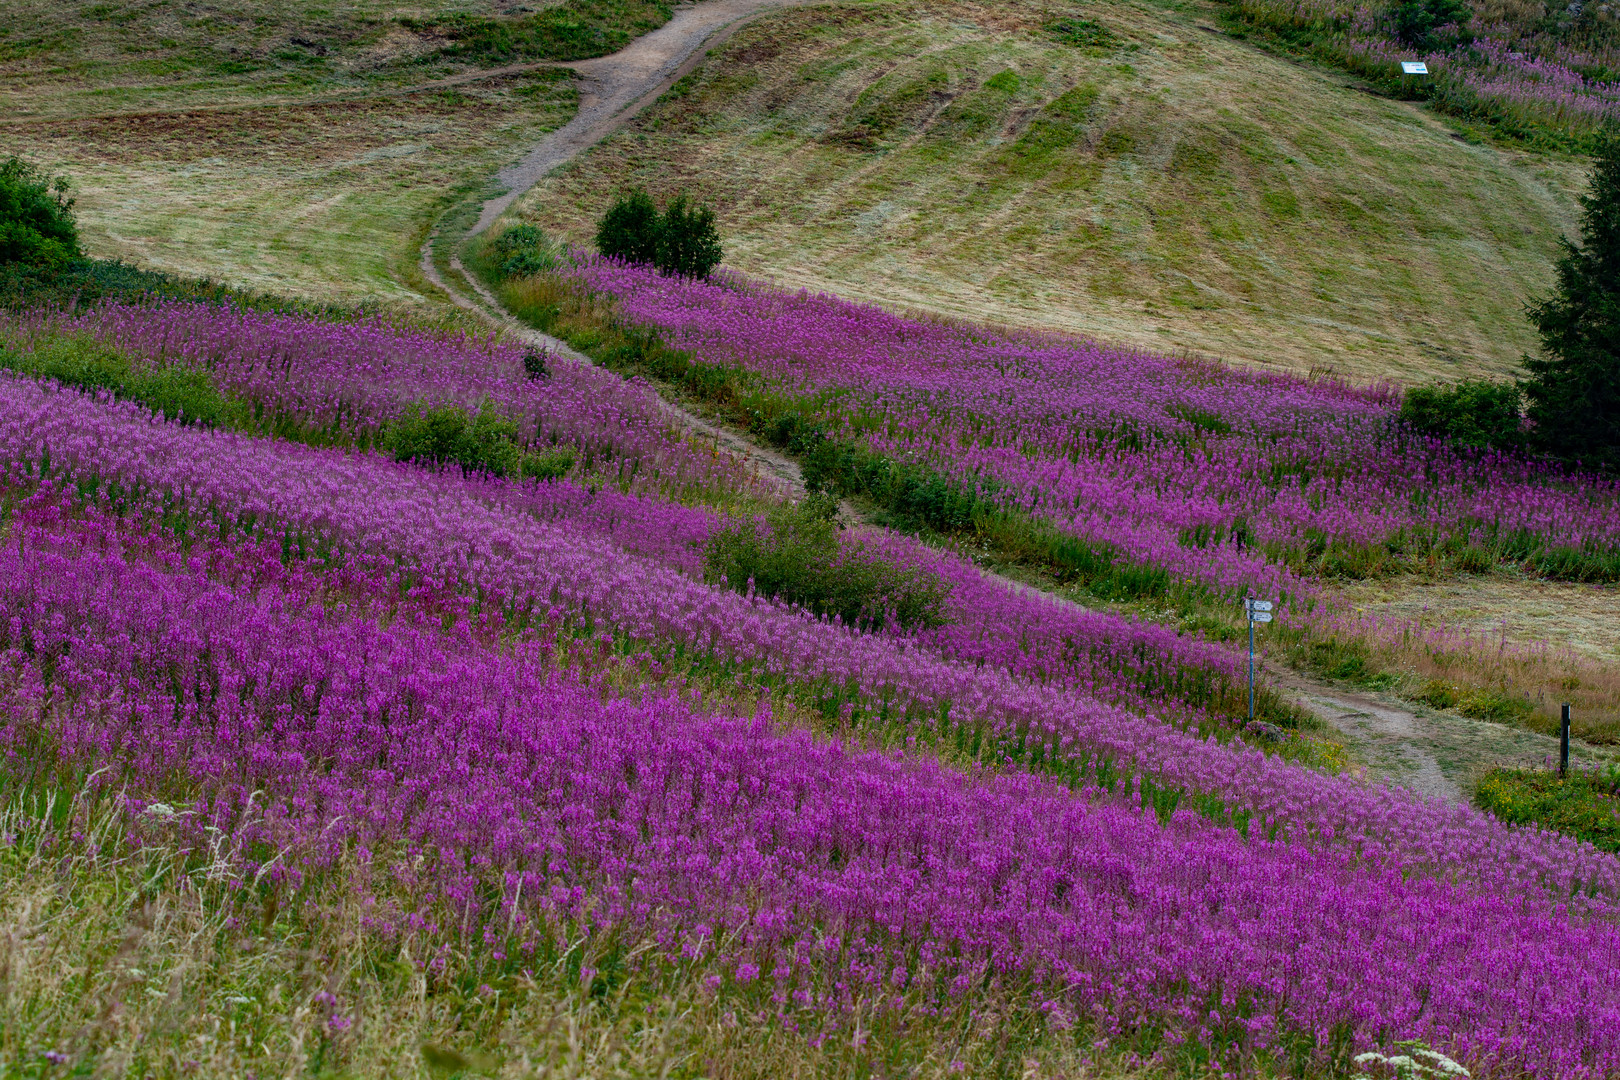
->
[1562, 702, 1572, 778]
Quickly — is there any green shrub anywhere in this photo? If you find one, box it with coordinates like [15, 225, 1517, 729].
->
[0, 157, 82, 272]
[1298, 637, 1375, 681]
[0, 333, 240, 428]
[490, 224, 558, 280]
[655, 193, 723, 279]
[521, 347, 550, 380]
[1418, 679, 1538, 723]
[387, 403, 523, 477]
[1475, 766, 1620, 852]
[520, 446, 576, 481]
[1400, 379, 1524, 450]
[704, 493, 952, 631]
[1524, 131, 1620, 471]
[595, 189, 661, 266]
[595, 188, 724, 278]
[1386, 0, 1471, 50]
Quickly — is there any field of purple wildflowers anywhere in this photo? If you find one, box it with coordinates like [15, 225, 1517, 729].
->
[3, 294, 1620, 1077]
[563, 260, 1620, 601]
[1226, 0, 1620, 144]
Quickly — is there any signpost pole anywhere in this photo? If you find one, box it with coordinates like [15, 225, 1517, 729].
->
[1248, 613, 1255, 723]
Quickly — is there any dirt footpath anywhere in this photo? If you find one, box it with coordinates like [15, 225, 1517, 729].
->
[471, 0, 816, 237]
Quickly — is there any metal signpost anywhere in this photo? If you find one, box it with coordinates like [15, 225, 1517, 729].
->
[1401, 60, 1430, 75]
[1244, 599, 1273, 722]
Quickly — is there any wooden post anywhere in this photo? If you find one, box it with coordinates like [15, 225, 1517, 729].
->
[1560, 703, 1571, 778]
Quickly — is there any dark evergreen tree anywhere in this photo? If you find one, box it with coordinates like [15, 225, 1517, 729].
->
[1523, 131, 1620, 470]
[0, 157, 81, 272]
[594, 188, 661, 265]
[655, 193, 723, 279]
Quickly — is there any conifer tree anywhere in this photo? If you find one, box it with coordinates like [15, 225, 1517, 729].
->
[1524, 131, 1620, 469]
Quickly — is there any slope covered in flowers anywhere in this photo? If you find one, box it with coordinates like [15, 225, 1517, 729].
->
[3, 301, 1620, 1076]
[566, 260, 1620, 600]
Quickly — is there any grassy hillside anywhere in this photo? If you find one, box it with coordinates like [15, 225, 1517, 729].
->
[505, 0, 1592, 383]
[0, 0, 679, 305]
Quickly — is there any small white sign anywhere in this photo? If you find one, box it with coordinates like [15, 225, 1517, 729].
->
[1401, 61, 1429, 75]
[1252, 611, 1273, 623]
[1246, 599, 1273, 612]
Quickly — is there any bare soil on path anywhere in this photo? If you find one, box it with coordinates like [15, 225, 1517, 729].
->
[418, 0, 1614, 805]
[471, 0, 817, 237]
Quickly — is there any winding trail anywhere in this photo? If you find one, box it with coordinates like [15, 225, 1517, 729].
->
[416, 1, 1612, 804]
[472, 0, 816, 237]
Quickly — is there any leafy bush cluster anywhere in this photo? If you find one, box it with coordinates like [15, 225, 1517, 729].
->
[0, 157, 81, 273]
[1399, 379, 1523, 450]
[1475, 765, 1620, 852]
[704, 493, 952, 632]
[489, 225, 560, 280]
[1385, 0, 1472, 51]
[0, 333, 242, 428]
[386, 402, 575, 481]
[596, 188, 723, 279]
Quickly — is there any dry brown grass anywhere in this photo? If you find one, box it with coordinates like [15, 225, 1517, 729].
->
[1335, 575, 1620, 743]
[505, 0, 1590, 384]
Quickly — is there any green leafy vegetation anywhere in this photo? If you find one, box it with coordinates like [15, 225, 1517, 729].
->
[0, 332, 243, 429]
[1524, 132, 1620, 471]
[490, 224, 561, 279]
[1417, 678, 1539, 724]
[1387, 0, 1472, 51]
[704, 493, 952, 631]
[387, 401, 576, 480]
[1475, 765, 1620, 852]
[595, 189, 662, 266]
[1400, 379, 1523, 451]
[0, 256, 372, 318]
[0, 157, 82, 273]
[656, 193, 724, 280]
[593, 187, 723, 279]
[405, 0, 673, 65]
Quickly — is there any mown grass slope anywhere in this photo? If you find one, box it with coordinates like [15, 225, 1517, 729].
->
[506, 0, 1592, 382]
[0, 0, 620, 305]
